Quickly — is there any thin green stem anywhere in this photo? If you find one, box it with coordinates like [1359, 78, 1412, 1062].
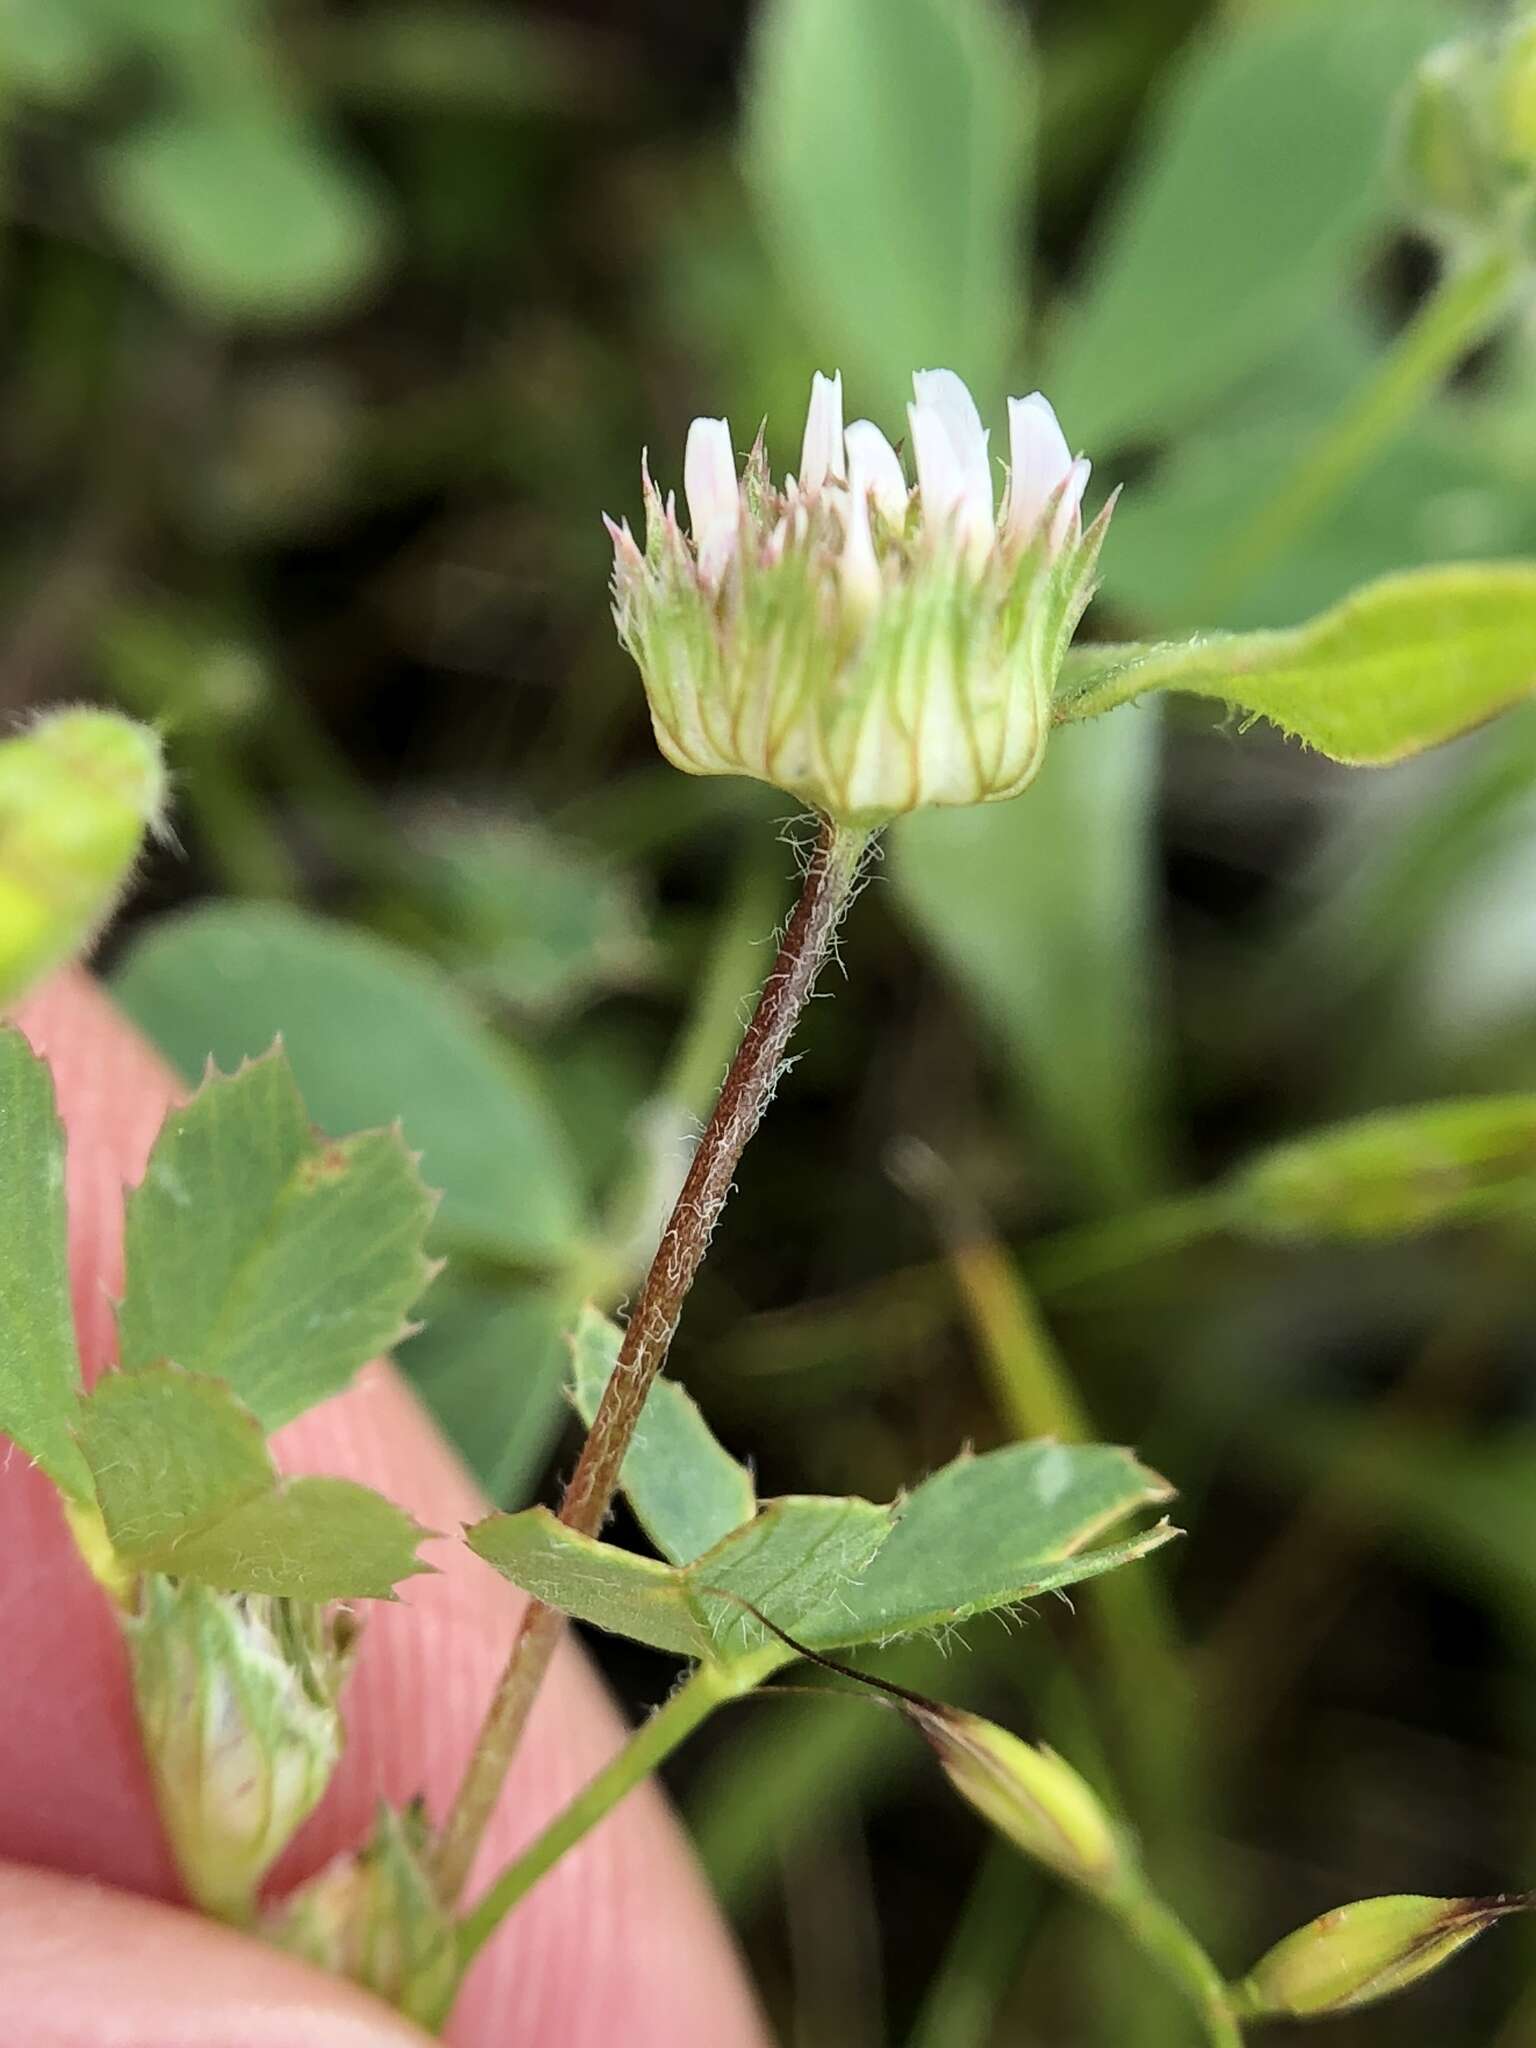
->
[1026, 1190, 1228, 1298]
[455, 1651, 779, 1973]
[1110, 1885, 1244, 2048]
[430, 815, 870, 1905]
[1192, 242, 1516, 614]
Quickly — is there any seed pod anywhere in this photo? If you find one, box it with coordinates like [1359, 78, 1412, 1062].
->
[1232, 1892, 1532, 2020]
[911, 1700, 1124, 1896]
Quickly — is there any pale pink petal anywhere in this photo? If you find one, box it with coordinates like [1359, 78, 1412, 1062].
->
[844, 420, 908, 525]
[1004, 392, 1074, 545]
[683, 417, 740, 586]
[798, 371, 846, 492]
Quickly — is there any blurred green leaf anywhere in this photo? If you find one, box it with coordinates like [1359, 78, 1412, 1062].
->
[78, 1364, 431, 1599]
[405, 817, 650, 1018]
[570, 1307, 757, 1566]
[101, 104, 389, 324]
[118, 1048, 437, 1432]
[1058, 562, 1536, 763]
[0, 0, 127, 97]
[404, 1277, 575, 1506]
[112, 904, 586, 1265]
[1229, 1095, 1536, 1241]
[1049, 0, 1450, 447]
[744, 0, 1034, 413]
[1103, 313, 1536, 634]
[0, 1028, 91, 1500]
[469, 1440, 1172, 1659]
[0, 710, 166, 1009]
[893, 708, 1166, 1209]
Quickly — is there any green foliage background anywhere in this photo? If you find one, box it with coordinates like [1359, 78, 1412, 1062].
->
[5, 0, 1536, 2039]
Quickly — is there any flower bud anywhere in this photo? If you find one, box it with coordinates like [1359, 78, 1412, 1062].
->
[911, 1702, 1124, 1896]
[1398, 17, 1536, 246]
[127, 1575, 356, 1922]
[1500, 18, 1536, 173]
[265, 1801, 458, 2029]
[0, 708, 165, 1007]
[1232, 1892, 1531, 2020]
[607, 368, 1113, 827]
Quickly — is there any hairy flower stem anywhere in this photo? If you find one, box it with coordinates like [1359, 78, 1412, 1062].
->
[430, 814, 870, 1906]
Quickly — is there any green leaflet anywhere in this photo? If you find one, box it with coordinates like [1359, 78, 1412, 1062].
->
[1229, 1095, 1536, 1241]
[569, 1307, 757, 1565]
[77, 1366, 432, 1600]
[839, 1441, 1175, 1640]
[1056, 562, 1536, 764]
[468, 1440, 1174, 1662]
[0, 710, 165, 1010]
[0, 1029, 92, 1499]
[468, 1495, 897, 1661]
[117, 1048, 437, 1433]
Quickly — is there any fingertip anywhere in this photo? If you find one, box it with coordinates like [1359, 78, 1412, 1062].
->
[0, 1861, 434, 2048]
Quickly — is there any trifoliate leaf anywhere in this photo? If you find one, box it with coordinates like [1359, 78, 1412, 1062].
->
[468, 1495, 896, 1661]
[77, 1365, 432, 1599]
[469, 1441, 1174, 1660]
[0, 710, 165, 1009]
[569, 1308, 756, 1565]
[0, 1028, 92, 1500]
[1056, 562, 1536, 764]
[117, 1048, 437, 1432]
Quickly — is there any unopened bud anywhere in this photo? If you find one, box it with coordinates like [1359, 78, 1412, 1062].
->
[1232, 1892, 1531, 2020]
[128, 1576, 356, 1922]
[912, 1703, 1123, 1895]
[0, 709, 165, 1007]
[265, 1801, 459, 2028]
[1398, 17, 1536, 247]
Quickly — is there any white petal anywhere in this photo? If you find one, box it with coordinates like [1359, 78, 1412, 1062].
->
[844, 419, 908, 524]
[1047, 456, 1092, 557]
[684, 416, 740, 585]
[910, 369, 993, 554]
[799, 370, 846, 492]
[1004, 392, 1074, 544]
[840, 485, 881, 612]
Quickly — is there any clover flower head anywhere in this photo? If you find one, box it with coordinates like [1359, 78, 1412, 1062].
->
[607, 367, 1114, 825]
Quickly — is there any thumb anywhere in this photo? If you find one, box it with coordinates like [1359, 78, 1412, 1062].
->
[0, 1861, 433, 2048]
